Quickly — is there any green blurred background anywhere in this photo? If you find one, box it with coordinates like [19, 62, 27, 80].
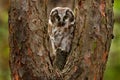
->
[0, 0, 120, 80]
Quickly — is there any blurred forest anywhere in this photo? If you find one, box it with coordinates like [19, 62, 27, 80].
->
[0, 0, 120, 80]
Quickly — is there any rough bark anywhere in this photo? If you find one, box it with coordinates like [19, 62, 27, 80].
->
[9, 0, 114, 80]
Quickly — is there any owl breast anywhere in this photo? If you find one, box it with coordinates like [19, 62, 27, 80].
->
[51, 25, 74, 52]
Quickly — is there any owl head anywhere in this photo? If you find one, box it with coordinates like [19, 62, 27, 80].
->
[49, 7, 75, 27]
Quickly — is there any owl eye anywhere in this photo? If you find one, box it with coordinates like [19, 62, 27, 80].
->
[63, 15, 68, 21]
[66, 10, 74, 22]
[55, 15, 60, 21]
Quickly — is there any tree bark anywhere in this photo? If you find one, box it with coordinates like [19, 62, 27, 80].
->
[9, 0, 114, 80]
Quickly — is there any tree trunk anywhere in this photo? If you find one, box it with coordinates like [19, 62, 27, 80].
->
[9, 0, 114, 80]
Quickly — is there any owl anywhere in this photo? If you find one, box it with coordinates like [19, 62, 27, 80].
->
[48, 7, 75, 70]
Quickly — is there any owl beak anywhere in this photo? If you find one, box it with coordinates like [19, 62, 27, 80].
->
[58, 21, 65, 26]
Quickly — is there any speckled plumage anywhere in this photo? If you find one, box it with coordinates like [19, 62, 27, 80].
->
[48, 7, 75, 56]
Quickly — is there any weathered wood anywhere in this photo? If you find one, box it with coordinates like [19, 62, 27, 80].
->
[64, 0, 114, 80]
[9, 0, 114, 80]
